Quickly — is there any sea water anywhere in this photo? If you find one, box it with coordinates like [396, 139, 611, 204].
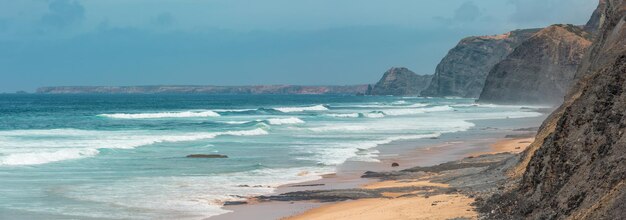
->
[0, 94, 543, 219]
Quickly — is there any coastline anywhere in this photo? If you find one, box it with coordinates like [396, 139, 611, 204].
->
[211, 114, 547, 220]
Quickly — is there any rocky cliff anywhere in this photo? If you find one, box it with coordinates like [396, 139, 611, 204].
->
[420, 29, 539, 98]
[484, 0, 626, 219]
[36, 85, 369, 95]
[477, 25, 592, 104]
[584, 0, 608, 35]
[368, 67, 432, 96]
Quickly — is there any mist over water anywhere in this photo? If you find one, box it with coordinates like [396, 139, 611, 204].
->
[0, 94, 543, 219]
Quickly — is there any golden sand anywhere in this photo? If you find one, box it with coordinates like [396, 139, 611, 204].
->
[285, 138, 535, 220]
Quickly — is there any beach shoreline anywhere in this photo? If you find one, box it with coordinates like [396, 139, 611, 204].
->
[211, 115, 547, 220]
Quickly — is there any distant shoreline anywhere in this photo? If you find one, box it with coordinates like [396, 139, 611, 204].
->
[34, 85, 370, 95]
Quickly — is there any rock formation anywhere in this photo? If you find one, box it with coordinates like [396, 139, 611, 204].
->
[420, 29, 539, 98]
[368, 67, 432, 96]
[483, 0, 626, 219]
[478, 25, 592, 105]
[584, 0, 608, 35]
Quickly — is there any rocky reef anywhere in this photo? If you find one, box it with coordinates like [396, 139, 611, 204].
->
[478, 24, 592, 105]
[368, 67, 432, 96]
[420, 28, 539, 98]
[481, 0, 626, 219]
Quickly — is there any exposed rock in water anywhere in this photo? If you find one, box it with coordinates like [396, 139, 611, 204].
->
[368, 67, 432, 96]
[478, 24, 592, 105]
[420, 28, 539, 98]
[482, 1, 626, 219]
[185, 154, 228, 158]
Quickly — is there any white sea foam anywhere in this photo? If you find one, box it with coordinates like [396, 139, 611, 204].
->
[0, 128, 268, 166]
[392, 100, 407, 105]
[362, 112, 385, 118]
[299, 133, 444, 166]
[0, 148, 100, 166]
[99, 110, 220, 119]
[213, 109, 257, 113]
[308, 125, 369, 132]
[325, 112, 384, 118]
[219, 128, 269, 136]
[222, 121, 250, 124]
[264, 117, 305, 125]
[408, 103, 428, 107]
[325, 113, 360, 118]
[274, 104, 328, 113]
[382, 105, 453, 116]
[60, 167, 332, 219]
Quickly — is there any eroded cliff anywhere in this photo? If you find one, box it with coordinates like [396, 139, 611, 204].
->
[478, 25, 592, 105]
[483, 1, 626, 219]
[420, 29, 539, 98]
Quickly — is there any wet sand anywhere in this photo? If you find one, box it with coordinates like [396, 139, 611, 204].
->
[285, 136, 534, 220]
[211, 116, 546, 220]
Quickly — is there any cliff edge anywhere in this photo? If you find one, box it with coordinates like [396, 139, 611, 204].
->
[478, 24, 592, 105]
[420, 29, 539, 98]
[482, 1, 626, 219]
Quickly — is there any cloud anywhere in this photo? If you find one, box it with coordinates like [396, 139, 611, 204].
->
[41, 0, 85, 28]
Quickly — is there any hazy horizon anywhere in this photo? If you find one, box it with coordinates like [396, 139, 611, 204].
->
[1, 0, 597, 92]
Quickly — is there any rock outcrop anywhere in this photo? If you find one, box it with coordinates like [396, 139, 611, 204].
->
[36, 85, 369, 95]
[368, 67, 432, 96]
[483, 0, 626, 219]
[420, 29, 539, 98]
[477, 25, 592, 105]
[584, 0, 608, 35]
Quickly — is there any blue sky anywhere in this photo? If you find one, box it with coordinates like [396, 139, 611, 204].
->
[0, 0, 598, 92]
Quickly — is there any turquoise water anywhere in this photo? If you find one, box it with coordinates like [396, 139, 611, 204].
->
[0, 94, 543, 219]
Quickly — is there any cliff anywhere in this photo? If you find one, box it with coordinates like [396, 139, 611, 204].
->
[368, 67, 432, 96]
[483, 0, 626, 219]
[584, 0, 608, 35]
[477, 24, 592, 105]
[36, 85, 369, 95]
[420, 28, 539, 98]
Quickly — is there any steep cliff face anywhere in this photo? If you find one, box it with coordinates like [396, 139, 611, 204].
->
[369, 67, 432, 96]
[477, 25, 592, 105]
[420, 29, 539, 98]
[584, 0, 608, 34]
[485, 1, 626, 219]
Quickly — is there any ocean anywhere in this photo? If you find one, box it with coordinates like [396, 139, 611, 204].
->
[0, 94, 543, 219]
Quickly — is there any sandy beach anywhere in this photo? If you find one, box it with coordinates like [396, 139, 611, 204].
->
[212, 116, 545, 220]
[284, 136, 535, 220]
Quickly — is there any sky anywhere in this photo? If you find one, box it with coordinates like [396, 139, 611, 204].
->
[0, 0, 599, 92]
